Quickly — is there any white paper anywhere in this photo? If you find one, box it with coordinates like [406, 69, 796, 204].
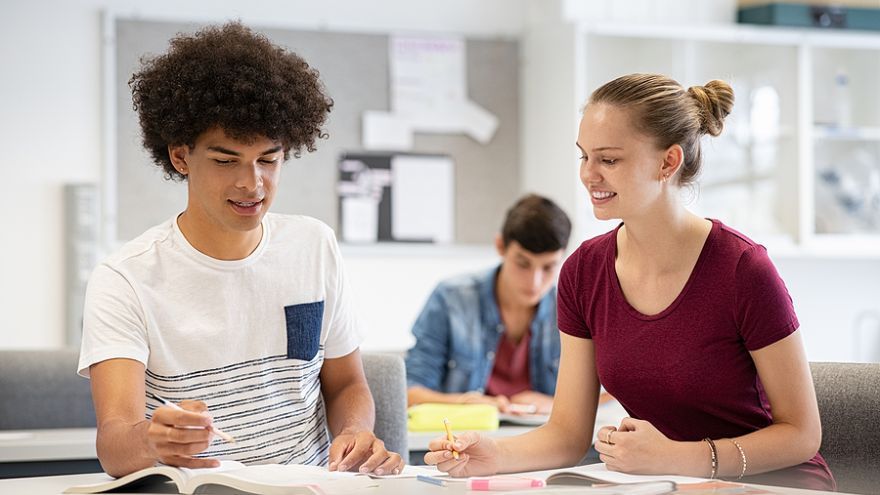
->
[391, 36, 466, 115]
[368, 464, 450, 479]
[361, 35, 498, 148]
[391, 155, 454, 243]
[406, 100, 499, 144]
[556, 463, 708, 485]
[341, 196, 379, 243]
[457, 100, 499, 144]
[363, 111, 413, 151]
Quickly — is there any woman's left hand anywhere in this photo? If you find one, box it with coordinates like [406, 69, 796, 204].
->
[594, 417, 678, 474]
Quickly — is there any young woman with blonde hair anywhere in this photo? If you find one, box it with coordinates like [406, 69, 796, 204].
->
[424, 73, 835, 490]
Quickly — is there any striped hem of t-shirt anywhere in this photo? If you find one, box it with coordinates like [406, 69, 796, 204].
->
[144, 349, 329, 465]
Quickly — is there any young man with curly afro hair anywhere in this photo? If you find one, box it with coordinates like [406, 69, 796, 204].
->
[77, 22, 404, 478]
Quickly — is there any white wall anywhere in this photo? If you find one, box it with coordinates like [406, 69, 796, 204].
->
[2, 0, 879, 362]
[775, 255, 880, 363]
[343, 245, 499, 352]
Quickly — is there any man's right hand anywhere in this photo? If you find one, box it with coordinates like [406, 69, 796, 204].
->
[458, 392, 512, 412]
[147, 400, 220, 469]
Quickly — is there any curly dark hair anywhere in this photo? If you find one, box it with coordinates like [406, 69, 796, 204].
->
[129, 22, 334, 181]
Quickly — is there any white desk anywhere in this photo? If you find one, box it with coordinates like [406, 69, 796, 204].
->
[0, 471, 845, 495]
[0, 429, 97, 463]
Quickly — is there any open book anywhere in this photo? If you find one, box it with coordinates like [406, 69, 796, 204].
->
[63, 461, 378, 495]
[526, 464, 780, 494]
[471, 463, 707, 494]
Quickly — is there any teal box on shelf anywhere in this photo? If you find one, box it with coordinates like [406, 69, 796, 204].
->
[738, 3, 880, 32]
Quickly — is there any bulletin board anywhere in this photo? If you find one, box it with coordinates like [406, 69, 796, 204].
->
[110, 17, 521, 244]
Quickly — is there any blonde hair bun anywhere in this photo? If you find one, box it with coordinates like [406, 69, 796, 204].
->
[687, 80, 734, 137]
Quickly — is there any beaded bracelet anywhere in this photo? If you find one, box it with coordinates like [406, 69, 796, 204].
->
[703, 438, 718, 479]
[729, 439, 747, 480]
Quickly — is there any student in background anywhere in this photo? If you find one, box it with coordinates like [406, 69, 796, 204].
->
[424, 74, 835, 491]
[405, 194, 571, 415]
[78, 22, 403, 478]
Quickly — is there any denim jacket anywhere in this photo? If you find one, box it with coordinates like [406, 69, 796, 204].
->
[405, 266, 561, 395]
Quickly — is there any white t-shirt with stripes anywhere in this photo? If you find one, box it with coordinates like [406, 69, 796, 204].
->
[78, 213, 362, 466]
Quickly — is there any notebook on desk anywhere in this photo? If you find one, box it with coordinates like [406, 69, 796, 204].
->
[498, 411, 549, 426]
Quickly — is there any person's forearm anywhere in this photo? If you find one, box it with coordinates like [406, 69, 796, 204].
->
[673, 422, 820, 478]
[96, 418, 156, 477]
[494, 418, 591, 473]
[407, 386, 471, 406]
[325, 382, 375, 435]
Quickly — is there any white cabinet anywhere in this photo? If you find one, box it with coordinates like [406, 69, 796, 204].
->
[809, 43, 880, 249]
[521, 22, 880, 256]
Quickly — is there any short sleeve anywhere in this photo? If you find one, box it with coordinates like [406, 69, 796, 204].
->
[321, 232, 363, 359]
[78, 264, 150, 377]
[557, 250, 591, 339]
[734, 245, 799, 351]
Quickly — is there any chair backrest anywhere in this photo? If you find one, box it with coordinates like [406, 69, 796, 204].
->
[810, 361, 880, 494]
[0, 348, 96, 430]
[361, 352, 408, 463]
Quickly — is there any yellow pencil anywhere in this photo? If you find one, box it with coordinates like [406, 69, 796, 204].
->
[443, 417, 460, 460]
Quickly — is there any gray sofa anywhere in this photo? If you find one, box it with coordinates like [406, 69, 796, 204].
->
[0, 348, 95, 430]
[360, 352, 409, 463]
[810, 361, 880, 494]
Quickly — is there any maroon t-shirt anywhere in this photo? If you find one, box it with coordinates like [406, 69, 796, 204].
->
[486, 331, 532, 398]
[557, 220, 835, 491]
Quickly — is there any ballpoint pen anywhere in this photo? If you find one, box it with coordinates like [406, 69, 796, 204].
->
[146, 391, 236, 444]
[442, 418, 460, 460]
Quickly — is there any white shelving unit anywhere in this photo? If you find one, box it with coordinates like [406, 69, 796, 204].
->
[521, 21, 880, 257]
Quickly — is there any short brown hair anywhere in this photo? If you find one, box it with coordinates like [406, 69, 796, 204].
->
[129, 22, 334, 181]
[589, 73, 734, 186]
[501, 194, 571, 253]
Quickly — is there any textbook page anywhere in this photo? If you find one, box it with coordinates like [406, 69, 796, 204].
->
[64, 462, 376, 495]
[544, 463, 708, 484]
[189, 464, 373, 495]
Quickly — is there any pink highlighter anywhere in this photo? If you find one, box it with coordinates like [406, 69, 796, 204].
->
[467, 477, 546, 491]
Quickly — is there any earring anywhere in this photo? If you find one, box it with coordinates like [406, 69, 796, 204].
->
[661, 173, 669, 183]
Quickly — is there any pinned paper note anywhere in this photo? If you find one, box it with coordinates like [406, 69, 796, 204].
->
[362, 35, 499, 150]
[391, 155, 454, 243]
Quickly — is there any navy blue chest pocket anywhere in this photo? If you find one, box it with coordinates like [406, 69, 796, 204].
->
[284, 301, 324, 361]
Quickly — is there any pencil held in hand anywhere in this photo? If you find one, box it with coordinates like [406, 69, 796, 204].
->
[147, 391, 236, 444]
[443, 418, 460, 460]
